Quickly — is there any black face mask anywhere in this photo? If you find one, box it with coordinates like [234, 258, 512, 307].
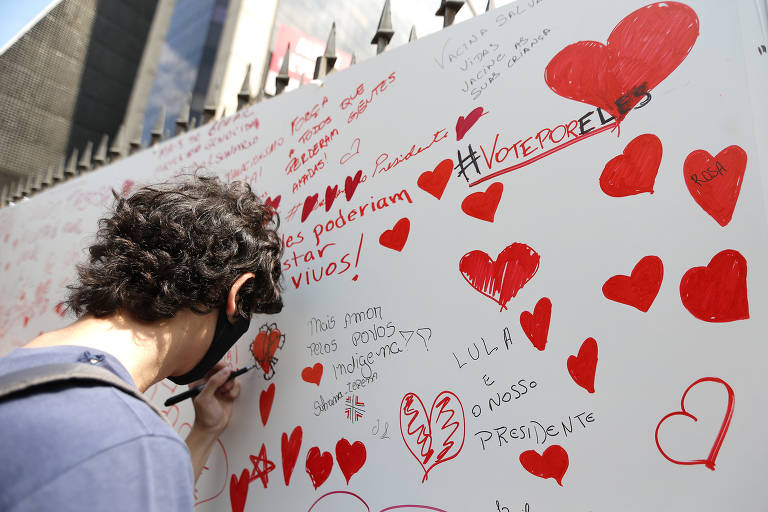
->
[168, 308, 251, 385]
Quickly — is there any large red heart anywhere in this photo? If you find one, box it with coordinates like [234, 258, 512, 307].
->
[655, 377, 735, 470]
[545, 2, 699, 121]
[520, 297, 551, 351]
[679, 249, 749, 322]
[324, 185, 339, 212]
[264, 194, 281, 210]
[281, 425, 303, 486]
[335, 438, 367, 484]
[456, 107, 486, 141]
[459, 242, 540, 311]
[251, 328, 282, 375]
[602, 255, 663, 312]
[259, 383, 275, 426]
[417, 159, 453, 200]
[345, 170, 363, 201]
[519, 445, 569, 486]
[305, 447, 334, 489]
[302, 194, 319, 223]
[600, 134, 663, 196]
[684, 146, 747, 226]
[229, 469, 250, 512]
[399, 391, 465, 482]
[379, 218, 410, 252]
[567, 337, 598, 393]
[302, 363, 323, 386]
[461, 182, 503, 222]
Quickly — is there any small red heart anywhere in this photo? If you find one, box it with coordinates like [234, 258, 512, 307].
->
[520, 297, 552, 351]
[519, 445, 569, 486]
[251, 329, 282, 375]
[259, 383, 275, 426]
[305, 447, 334, 490]
[345, 170, 363, 201]
[325, 185, 339, 212]
[335, 438, 367, 484]
[229, 469, 250, 512]
[456, 107, 486, 141]
[602, 255, 663, 312]
[281, 426, 303, 486]
[679, 249, 749, 322]
[417, 159, 453, 200]
[567, 338, 598, 393]
[301, 194, 319, 223]
[600, 134, 663, 196]
[265, 194, 282, 210]
[684, 146, 747, 226]
[379, 218, 410, 252]
[301, 363, 323, 386]
[461, 182, 503, 222]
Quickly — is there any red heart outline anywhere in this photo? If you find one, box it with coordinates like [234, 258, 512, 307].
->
[519, 445, 569, 486]
[417, 159, 453, 200]
[655, 377, 735, 470]
[305, 446, 334, 490]
[379, 218, 410, 252]
[399, 390, 466, 483]
[340, 138, 361, 164]
[520, 297, 552, 351]
[229, 468, 250, 512]
[600, 134, 663, 196]
[335, 438, 367, 485]
[567, 337, 598, 393]
[302, 363, 323, 386]
[456, 107, 486, 141]
[602, 255, 663, 312]
[461, 182, 503, 222]
[306, 490, 450, 512]
[679, 249, 749, 322]
[259, 383, 275, 426]
[683, 145, 747, 226]
[281, 426, 303, 486]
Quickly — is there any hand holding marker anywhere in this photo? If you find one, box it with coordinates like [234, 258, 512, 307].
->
[164, 364, 257, 406]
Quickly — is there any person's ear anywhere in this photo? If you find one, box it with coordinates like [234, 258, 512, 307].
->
[226, 272, 255, 322]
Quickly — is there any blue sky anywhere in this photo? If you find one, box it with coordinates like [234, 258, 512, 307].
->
[0, 1, 55, 50]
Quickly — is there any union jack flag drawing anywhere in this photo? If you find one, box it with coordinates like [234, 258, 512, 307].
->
[344, 395, 365, 423]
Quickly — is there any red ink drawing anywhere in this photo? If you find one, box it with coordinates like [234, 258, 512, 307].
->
[379, 218, 410, 252]
[459, 242, 540, 311]
[265, 195, 282, 211]
[520, 297, 552, 351]
[340, 138, 361, 164]
[600, 134, 663, 196]
[655, 377, 734, 470]
[399, 390, 466, 482]
[345, 394, 366, 423]
[249, 443, 276, 488]
[281, 425, 303, 486]
[417, 159, 453, 200]
[679, 249, 749, 322]
[302, 194, 319, 222]
[54, 303, 67, 318]
[306, 446, 334, 490]
[519, 445, 569, 486]
[229, 469, 250, 512]
[302, 363, 324, 386]
[684, 145, 747, 226]
[121, 179, 136, 197]
[306, 490, 450, 512]
[325, 185, 339, 212]
[249, 323, 284, 378]
[195, 438, 229, 506]
[545, 2, 699, 121]
[461, 182, 503, 222]
[602, 255, 663, 312]
[567, 338, 598, 393]
[260, 383, 275, 426]
[456, 107, 486, 141]
[345, 170, 364, 201]
[336, 438, 367, 484]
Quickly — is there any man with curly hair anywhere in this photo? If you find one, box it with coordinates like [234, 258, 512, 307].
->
[0, 175, 283, 511]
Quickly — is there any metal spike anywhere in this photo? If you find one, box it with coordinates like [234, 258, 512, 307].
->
[237, 64, 253, 111]
[31, 171, 42, 192]
[108, 124, 125, 160]
[175, 100, 190, 135]
[202, 105, 217, 124]
[64, 149, 79, 178]
[93, 134, 108, 168]
[275, 43, 291, 95]
[128, 139, 142, 155]
[371, 0, 395, 54]
[351, 53, 357, 65]
[151, 106, 166, 146]
[12, 180, 24, 201]
[78, 141, 93, 172]
[486, 0, 495, 11]
[436, 0, 465, 27]
[42, 165, 54, 187]
[189, 116, 198, 130]
[23, 175, 33, 197]
[53, 158, 65, 183]
[0, 184, 8, 207]
[409, 25, 418, 42]
[314, 22, 338, 79]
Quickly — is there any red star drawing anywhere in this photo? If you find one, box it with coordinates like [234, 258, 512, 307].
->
[249, 443, 276, 489]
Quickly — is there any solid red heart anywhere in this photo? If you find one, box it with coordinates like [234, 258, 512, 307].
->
[545, 2, 699, 121]
[655, 377, 735, 470]
[520, 297, 552, 351]
[567, 338, 598, 393]
[281, 425, 303, 486]
[335, 438, 367, 484]
[229, 469, 250, 512]
[379, 218, 410, 252]
[679, 249, 749, 322]
[301, 363, 323, 386]
[456, 107, 485, 141]
[251, 329, 282, 375]
[602, 255, 663, 312]
[417, 159, 453, 200]
[461, 182, 503, 222]
[399, 391, 465, 482]
[325, 185, 339, 212]
[301, 194, 319, 223]
[684, 145, 747, 226]
[345, 170, 363, 201]
[265, 194, 281, 210]
[600, 134, 663, 196]
[259, 383, 275, 426]
[459, 242, 540, 311]
[305, 447, 334, 489]
[519, 445, 569, 486]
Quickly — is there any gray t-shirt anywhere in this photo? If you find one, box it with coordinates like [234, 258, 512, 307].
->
[0, 345, 194, 512]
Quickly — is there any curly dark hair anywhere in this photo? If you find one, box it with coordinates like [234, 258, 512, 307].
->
[64, 174, 283, 322]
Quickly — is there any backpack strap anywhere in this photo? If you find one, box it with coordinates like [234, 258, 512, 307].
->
[0, 362, 172, 426]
